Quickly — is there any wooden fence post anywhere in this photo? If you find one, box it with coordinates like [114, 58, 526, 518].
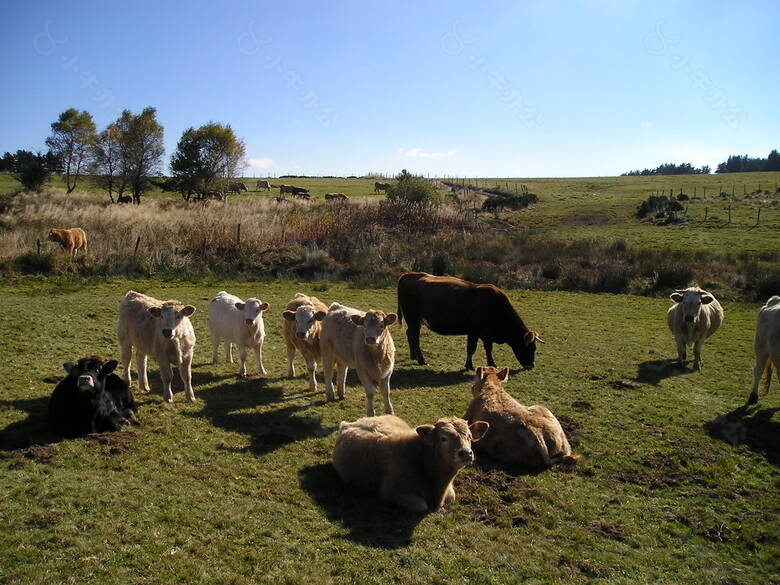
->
[756, 207, 762, 226]
[704, 206, 708, 221]
[36, 239, 41, 255]
[236, 223, 241, 244]
[728, 205, 732, 224]
[133, 235, 141, 257]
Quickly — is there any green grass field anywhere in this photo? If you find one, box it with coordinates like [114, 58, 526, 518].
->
[1, 278, 777, 585]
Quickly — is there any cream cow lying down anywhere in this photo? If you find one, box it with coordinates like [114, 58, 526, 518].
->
[332, 414, 489, 513]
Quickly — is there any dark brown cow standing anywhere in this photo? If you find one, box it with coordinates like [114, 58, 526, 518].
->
[396, 272, 544, 370]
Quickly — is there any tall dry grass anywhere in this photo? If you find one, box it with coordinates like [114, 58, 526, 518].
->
[1, 188, 776, 300]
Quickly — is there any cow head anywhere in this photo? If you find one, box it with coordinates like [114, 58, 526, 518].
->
[416, 417, 489, 468]
[670, 287, 715, 324]
[350, 311, 397, 346]
[473, 366, 509, 395]
[283, 306, 326, 340]
[47, 229, 62, 243]
[148, 302, 196, 339]
[511, 330, 545, 370]
[63, 357, 118, 394]
[235, 298, 269, 327]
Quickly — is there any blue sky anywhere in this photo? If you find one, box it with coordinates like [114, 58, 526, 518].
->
[2, 0, 777, 177]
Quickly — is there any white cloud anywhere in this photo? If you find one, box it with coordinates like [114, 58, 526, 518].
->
[400, 147, 457, 160]
[247, 157, 274, 169]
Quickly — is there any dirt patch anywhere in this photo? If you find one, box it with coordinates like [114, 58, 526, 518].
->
[590, 520, 628, 542]
[456, 469, 534, 529]
[0, 444, 57, 464]
[571, 400, 594, 410]
[607, 379, 642, 391]
[89, 431, 138, 455]
[560, 213, 610, 227]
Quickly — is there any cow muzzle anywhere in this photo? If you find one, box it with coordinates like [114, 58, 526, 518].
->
[456, 448, 474, 464]
[684, 315, 694, 323]
[162, 328, 174, 339]
[77, 375, 96, 391]
[296, 331, 307, 339]
[245, 318, 254, 326]
[364, 337, 378, 345]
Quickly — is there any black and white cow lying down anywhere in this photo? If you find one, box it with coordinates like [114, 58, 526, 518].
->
[49, 356, 139, 438]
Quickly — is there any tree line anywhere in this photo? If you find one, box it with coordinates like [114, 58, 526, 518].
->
[622, 149, 780, 177]
[0, 107, 246, 203]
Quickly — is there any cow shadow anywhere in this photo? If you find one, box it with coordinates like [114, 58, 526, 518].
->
[391, 366, 473, 390]
[299, 463, 422, 549]
[0, 396, 55, 451]
[706, 404, 780, 465]
[635, 359, 695, 386]
[187, 380, 336, 457]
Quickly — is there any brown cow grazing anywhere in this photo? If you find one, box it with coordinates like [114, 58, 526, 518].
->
[465, 366, 576, 467]
[320, 302, 397, 416]
[325, 193, 349, 201]
[227, 181, 248, 194]
[282, 293, 328, 392]
[48, 228, 87, 256]
[332, 414, 489, 513]
[397, 272, 544, 371]
[748, 295, 780, 404]
[374, 181, 391, 193]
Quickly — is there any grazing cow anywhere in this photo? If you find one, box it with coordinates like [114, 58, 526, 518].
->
[397, 272, 544, 371]
[200, 190, 224, 201]
[282, 293, 328, 392]
[48, 228, 87, 256]
[280, 185, 309, 197]
[332, 415, 489, 513]
[666, 286, 724, 370]
[49, 356, 138, 438]
[256, 180, 272, 191]
[208, 291, 269, 377]
[117, 195, 133, 204]
[320, 302, 397, 416]
[464, 366, 576, 467]
[374, 182, 391, 193]
[748, 295, 780, 404]
[227, 181, 249, 194]
[274, 196, 290, 204]
[117, 290, 197, 402]
[325, 193, 349, 201]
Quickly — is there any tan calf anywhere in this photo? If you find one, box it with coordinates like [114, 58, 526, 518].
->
[282, 293, 328, 392]
[320, 302, 396, 416]
[465, 366, 576, 468]
[332, 414, 489, 513]
[48, 228, 87, 256]
[667, 286, 724, 370]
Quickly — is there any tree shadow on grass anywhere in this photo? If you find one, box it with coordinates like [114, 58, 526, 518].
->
[299, 463, 423, 549]
[706, 404, 780, 465]
[186, 378, 337, 457]
[635, 359, 695, 386]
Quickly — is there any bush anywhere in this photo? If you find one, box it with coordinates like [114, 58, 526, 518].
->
[386, 170, 442, 207]
[11, 151, 55, 192]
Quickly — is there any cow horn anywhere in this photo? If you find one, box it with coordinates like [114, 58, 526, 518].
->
[534, 333, 546, 344]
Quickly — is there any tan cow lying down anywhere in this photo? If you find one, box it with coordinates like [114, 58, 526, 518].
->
[332, 414, 489, 513]
[320, 302, 397, 416]
[465, 366, 576, 468]
[117, 291, 197, 403]
[282, 293, 328, 392]
[667, 286, 724, 370]
[48, 228, 87, 256]
[748, 295, 780, 404]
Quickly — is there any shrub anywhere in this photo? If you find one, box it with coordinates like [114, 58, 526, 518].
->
[652, 262, 694, 290]
[386, 170, 442, 207]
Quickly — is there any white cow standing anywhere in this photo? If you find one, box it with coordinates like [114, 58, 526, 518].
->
[666, 286, 724, 370]
[117, 291, 197, 403]
[208, 291, 269, 377]
[748, 295, 780, 404]
[320, 302, 397, 416]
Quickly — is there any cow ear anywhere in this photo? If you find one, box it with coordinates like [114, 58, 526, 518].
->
[350, 314, 365, 326]
[670, 293, 684, 303]
[63, 362, 76, 374]
[469, 421, 489, 442]
[497, 367, 510, 381]
[259, 302, 269, 311]
[99, 360, 119, 379]
[700, 294, 715, 305]
[282, 310, 296, 321]
[235, 302, 246, 311]
[314, 311, 327, 321]
[181, 305, 196, 317]
[415, 424, 436, 444]
[384, 313, 397, 326]
[148, 307, 162, 317]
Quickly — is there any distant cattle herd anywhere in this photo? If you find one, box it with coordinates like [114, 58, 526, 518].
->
[44, 264, 779, 512]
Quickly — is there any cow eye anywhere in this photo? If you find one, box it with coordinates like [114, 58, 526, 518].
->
[440, 436, 448, 443]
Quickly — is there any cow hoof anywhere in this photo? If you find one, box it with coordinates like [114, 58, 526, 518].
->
[747, 394, 758, 405]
